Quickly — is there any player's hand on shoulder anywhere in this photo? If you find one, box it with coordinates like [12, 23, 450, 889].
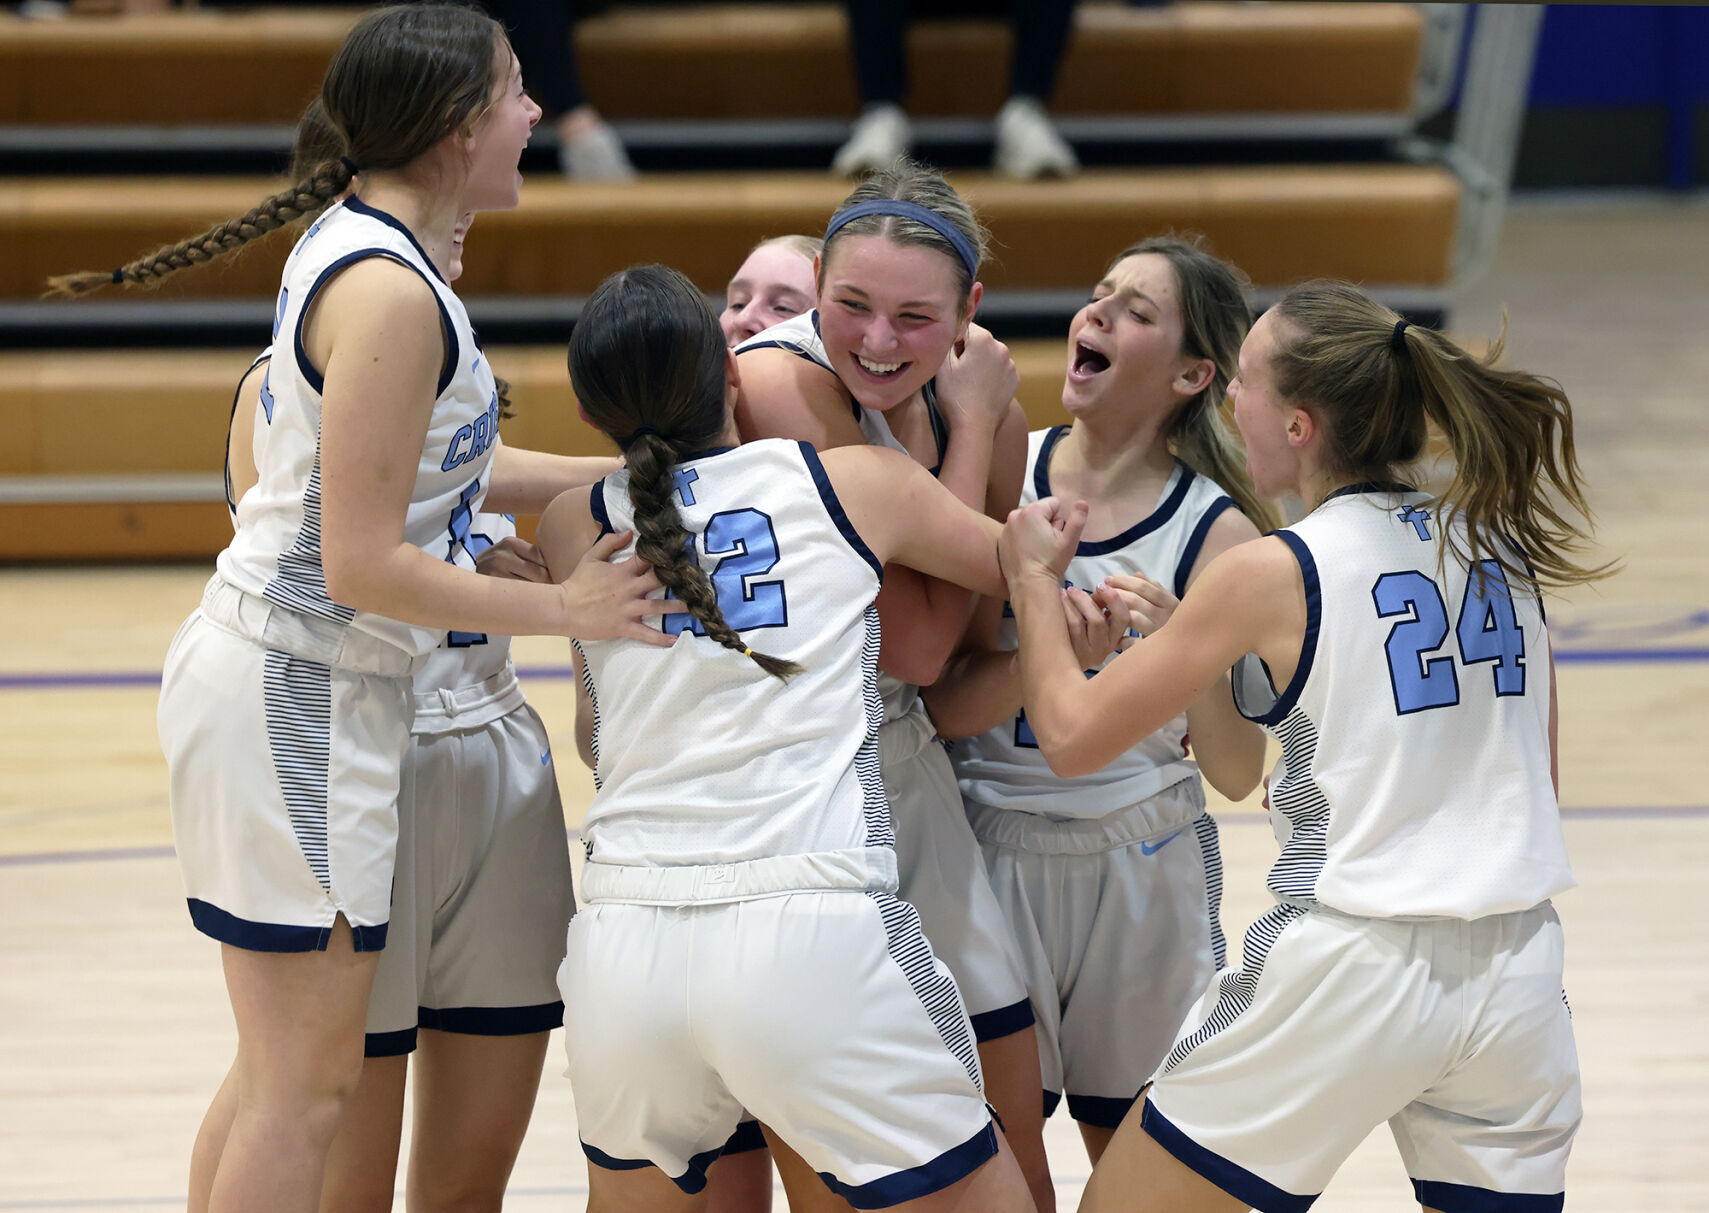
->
[555, 530, 681, 647]
[475, 536, 551, 584]
[934, 322, 1019, 436]
[1000, 496, 1087, 585]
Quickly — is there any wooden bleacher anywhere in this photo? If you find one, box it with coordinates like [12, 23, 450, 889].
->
[6, 166, 1457, 303]
[1, 3, 1421, 125]
[0, 341, 1074, 560]
[0, 1, 1454, 561]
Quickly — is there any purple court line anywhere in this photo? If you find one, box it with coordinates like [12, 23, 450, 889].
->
[3, 811, 1704, 871]
[5, 647, 1709, 691]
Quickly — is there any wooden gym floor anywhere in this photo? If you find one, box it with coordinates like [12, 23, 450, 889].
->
[1, 199, 1705, 1209]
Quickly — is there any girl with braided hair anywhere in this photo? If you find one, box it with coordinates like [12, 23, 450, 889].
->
[1002, 280, 1606, 1213]
[536, 263, 1046, 1213]
[52, 9, 668, 1212]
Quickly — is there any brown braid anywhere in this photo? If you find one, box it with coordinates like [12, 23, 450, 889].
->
[45, 160, 354, 299]
[623, 433, 802, 681]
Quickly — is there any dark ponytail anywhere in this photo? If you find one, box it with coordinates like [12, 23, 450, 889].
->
[570, 265, 803, 680]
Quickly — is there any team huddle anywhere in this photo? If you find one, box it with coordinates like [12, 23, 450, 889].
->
[51, 6, 1606, 1213]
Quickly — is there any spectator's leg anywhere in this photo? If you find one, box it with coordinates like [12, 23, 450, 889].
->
[833, 0, 915, 174]
[994, 0, 1080, 177]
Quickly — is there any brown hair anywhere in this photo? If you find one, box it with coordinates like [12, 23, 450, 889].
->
[820, 159, 988, 310]
[1110, 235, 1277, 531]
[1270, 280, 1610, 589]
[569, 265, 802, 680]
[46, 3, 507, 297]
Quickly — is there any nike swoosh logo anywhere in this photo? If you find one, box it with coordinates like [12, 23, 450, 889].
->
[1141, 829, 1185, 856]
[540, 750, 551, 766]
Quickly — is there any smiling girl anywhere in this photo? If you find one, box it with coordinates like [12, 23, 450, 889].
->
[49, 8, 663, 1210]
[732, 161, 1051, 1211]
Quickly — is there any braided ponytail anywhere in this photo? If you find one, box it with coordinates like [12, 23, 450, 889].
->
[571, 264, 804, 681]
[623, 432, 802, 680]
[46, 4, 507, 298]
[44, 162, 355, 298]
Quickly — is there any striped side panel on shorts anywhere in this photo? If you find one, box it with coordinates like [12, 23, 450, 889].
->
[866, 890, 980, 1089]
[857, 606, 895, 849]
[1159, 902, 1306, 1075]
[264, 448, 357, 624]
[263, 650, 334, 892]
[1192, 813, 1228, 970]
[1264, 706, 1331, 903]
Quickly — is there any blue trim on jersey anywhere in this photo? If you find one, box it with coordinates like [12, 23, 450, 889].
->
[224, 353, 270, 519]
[1066, 1092, 1138, 1128]
[1032, 425, 1069, 501]
[798, 441, 885, 581]
[1142, 1102, 1317, 1213]
[582, 1141, 724, 1195]
[291, 247, 459, 400]
[417, 1001, 565, 1037]
[967, 996, 1035, 1042]
[919, 379, 949, 475]
[1410, 1179, 1563, 1213]
[1033, 427, 1198, 556]
[1239, 530, 1321, 726]
[722, 1119, 768, 1155]
[588, 478, 614, 539]
[1041, 1089, 1063, 1119]
[1173, 495, 1236, 599]
[1325, 480, 1415, 501]
[819, 1121, 998, 1209]
[343, 195, 448, 286]
[186, 898, 388, 954]
[364, 1027, 417, 1058]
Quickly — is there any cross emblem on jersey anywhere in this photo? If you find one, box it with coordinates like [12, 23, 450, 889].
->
[672, 467, 700, 508]
[1397, 505, 1432, 541]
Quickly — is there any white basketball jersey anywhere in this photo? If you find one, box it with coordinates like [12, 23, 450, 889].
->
[1233, 485, 1574, 920]
[738, 311, 948, 720]
[575, 439, 892, 882]
[218, 196, 501, 658]
[410, 507, 524, 736]
[953, 427, 1237, 823]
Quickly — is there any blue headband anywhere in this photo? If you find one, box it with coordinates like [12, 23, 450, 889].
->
[823, 200, 980, 279]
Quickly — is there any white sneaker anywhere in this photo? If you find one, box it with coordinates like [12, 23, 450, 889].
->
[993, 96, 1079, 179]
[832, 104, 913, 177]
[559, 119, 636, 183]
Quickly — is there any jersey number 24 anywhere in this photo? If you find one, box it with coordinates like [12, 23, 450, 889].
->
[1372, 560, 1528, 715]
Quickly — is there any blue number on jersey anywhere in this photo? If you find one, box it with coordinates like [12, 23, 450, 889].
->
[663, 507, 787, 637]
[1456, 560, 1526, 696]
[1374, 564, 1531, 714]
[444, 479, 490, 648]
[1373, 570, 1460, 714]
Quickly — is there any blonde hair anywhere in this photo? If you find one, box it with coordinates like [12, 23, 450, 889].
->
[1271, 280, 1611, 590]
[751, 234, 823, 264]
[821, 159, 988, 309]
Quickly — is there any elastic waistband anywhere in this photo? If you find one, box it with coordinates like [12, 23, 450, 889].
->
[412, 663, 523, 720]
[200, 575, 421, 678]
[967, 778, 1207, 854]
[580, 846, 899, 905]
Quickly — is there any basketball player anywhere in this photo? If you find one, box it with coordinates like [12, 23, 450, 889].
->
[733, 161, 1053, 1212]
[721, 234, 822, 347]
[539, 264, 1040, 1213]
[926, 238, 1273, 1165]
[1002, 279, 1603, 1213]
[212, 207, 603, 1213]
[50, 9, 667, 1209]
